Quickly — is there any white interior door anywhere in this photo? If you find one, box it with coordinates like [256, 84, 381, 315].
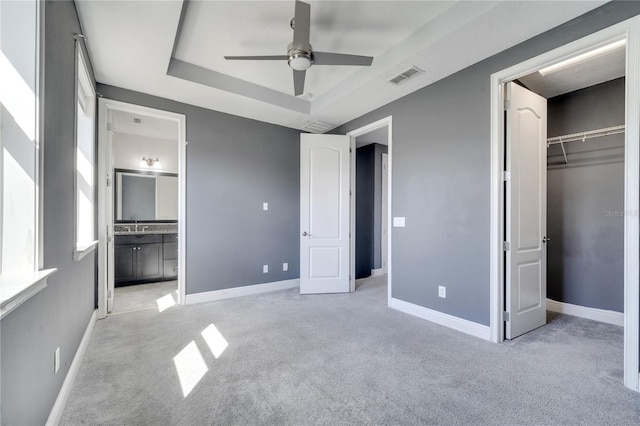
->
[300, 134, 351, 294]
[106, 118, 115, 313]
[505, 82, 547, 339]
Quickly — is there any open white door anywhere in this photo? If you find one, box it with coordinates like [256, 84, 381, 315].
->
[505, 82, 547, 339]
[300, 134, 351, 294]
[106, 115, 115, 313]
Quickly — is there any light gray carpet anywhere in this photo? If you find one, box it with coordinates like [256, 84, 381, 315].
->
[61, 275, 640, 425]
[111, 281, 178, 315]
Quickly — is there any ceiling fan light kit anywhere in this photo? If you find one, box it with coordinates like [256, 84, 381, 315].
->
[224, 0, 374, 96]
[288, 46, 312, 71]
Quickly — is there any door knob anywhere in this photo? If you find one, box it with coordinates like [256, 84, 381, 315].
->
[542, 236, 551, 243]
[302, 231, 310, 236]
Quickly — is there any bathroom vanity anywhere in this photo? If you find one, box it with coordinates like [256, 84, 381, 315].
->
[114, 232, 178, 287]
[113, 168, 179, 287]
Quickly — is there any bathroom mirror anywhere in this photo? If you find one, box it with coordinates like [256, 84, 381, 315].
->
[115, 169, 178, 222]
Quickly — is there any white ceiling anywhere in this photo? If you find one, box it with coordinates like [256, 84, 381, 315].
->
[76, 1, 606, 132]
[518, 44, 625, 99]
[111, 110, 179, 141]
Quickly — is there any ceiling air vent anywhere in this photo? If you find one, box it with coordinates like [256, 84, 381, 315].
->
[304, 120, 335, 134]
[133, 117, 142, 124]
[388, 66, 424, 85]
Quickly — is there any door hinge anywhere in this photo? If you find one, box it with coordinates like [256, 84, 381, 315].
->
[503, 241, 510, 251]
[503, 311, 510, 321]
[502, 171, 510, 181]
[349, 147, 352, 153]
[504, 100, 510, 110]
[106, 123, 112, 131]
[107, 289, 112, 298]
[106, 176, 112, 187]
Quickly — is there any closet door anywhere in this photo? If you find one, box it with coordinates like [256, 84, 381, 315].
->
[505, 82, 548, 339]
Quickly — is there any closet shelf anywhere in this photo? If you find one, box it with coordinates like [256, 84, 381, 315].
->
[547, 125, 625, 164]
[547, 124, 625, 146]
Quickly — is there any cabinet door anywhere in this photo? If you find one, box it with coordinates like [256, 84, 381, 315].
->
[138, 243, 163, 281]
[115, 244, 137, 286]
[163, 259, 178, 279]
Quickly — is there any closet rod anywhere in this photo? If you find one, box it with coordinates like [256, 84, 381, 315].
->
[547, 124, 625, 146]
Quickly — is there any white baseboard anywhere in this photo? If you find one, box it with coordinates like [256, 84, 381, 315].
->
[185, 279, 299, 305]
[371, 268, 384, 277]
[547, 299, 623, 327]
[390, 297, 491, 340]
[46, 309, 97, 426]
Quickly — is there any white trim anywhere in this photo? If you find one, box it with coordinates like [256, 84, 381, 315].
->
[72, 240, 98, 261]
[0, 268, 56, 319]
[97, 99, 187, 319]
[489, 16, 640, 391]
[547, 299, 624, 327]
[185, 279, 299, 305]
[346, 116, 393, 306]
[390, 297, 491, 341]
[624, 16, 640, 392]
[371, 268, 384, 277]
[46, 309, 97, 426]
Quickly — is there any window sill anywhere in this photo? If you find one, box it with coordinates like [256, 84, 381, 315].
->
[0, 268, 57, 319]
[74, 240, 98, 261]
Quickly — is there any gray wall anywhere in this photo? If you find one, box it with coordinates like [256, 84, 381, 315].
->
[334, 2, 640, 326]
[1, 1, 97, 424]
[356, 144, 375, 278]
[97, 86, 301, 295]
[355, 143, 388, 278]
[547, 78, 625, 312]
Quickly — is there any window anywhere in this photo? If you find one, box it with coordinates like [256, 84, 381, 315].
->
[0, 0, 54, 318]
[73, 41, 97, 260]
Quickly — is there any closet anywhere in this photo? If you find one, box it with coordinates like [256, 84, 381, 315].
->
[545, 77, 625, 315]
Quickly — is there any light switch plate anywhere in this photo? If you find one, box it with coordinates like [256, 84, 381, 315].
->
[263, 265, 268, 273]
[283, 263, 288, 271]
[263, 202, 269, 211]
[438, 286, 446, 299]
[393, 217, 406, 227]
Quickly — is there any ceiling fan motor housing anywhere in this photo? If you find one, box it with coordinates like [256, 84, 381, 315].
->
[288, 42, 312, 71]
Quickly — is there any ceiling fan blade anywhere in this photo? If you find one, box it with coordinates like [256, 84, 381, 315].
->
[292, 1, 311, 50]
[224, 55, 289, 61]
[293, 70, 306, 96]
[312, 52, 373, 66]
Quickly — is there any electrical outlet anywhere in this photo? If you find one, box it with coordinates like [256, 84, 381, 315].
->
[263, 202, 269, 211]
[54, 347, 60, 374]
[438, 286, 446, 299]
[263, 265, 268, 273]
[283, 262, 288, 271]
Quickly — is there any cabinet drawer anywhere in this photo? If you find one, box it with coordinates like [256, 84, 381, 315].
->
[163, 233, 178, 243]
[163, 242, 178, 260]
[115, 234, 162, 245]
[164, 259, 178, 279]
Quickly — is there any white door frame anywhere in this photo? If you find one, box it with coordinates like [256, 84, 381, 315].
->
[97, 99, 187, 319]
[346, 116, 393, 305]
[489, 17, 640, 391]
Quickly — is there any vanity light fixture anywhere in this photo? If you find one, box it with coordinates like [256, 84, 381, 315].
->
[141, 157, 161, 168]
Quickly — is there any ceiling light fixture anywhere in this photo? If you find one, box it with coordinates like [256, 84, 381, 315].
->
[141, 157, 160, 168]
[288, 50, 312, 71]
[538, 39, 626, 76]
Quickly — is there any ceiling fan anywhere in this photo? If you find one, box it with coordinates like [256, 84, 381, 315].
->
[224, 0, 374, 96]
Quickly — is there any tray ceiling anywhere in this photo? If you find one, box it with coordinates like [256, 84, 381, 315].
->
[75, 1, 606, 132]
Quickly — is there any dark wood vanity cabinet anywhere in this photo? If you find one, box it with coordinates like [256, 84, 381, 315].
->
[162, 233, 178, 279]
[115, 234, 178, 286]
